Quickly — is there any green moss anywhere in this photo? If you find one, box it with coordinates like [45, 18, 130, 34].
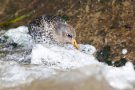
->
[99, 0, 110, 4]
[0, 0, 5, 3]
[58, 15, 70, 21]
[115, 0, 123, 5]
[0, 11, 34, 28]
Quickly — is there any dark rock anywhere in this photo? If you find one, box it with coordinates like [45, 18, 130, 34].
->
[96, 45, 112, 65]
[113, 58, 128, 67]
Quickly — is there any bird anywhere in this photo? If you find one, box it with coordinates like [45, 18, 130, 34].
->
[28, 15, 78, 49]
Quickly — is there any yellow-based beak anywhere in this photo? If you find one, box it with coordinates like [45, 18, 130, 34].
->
[71, 38, 79, 49]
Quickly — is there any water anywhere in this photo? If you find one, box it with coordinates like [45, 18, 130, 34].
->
[0, 26, 135, 90]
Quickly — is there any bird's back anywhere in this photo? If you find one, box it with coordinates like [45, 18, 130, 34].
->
[28, 15, 66, 44]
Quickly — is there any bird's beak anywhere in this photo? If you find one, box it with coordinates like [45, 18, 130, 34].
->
[71, 38, 79, 49]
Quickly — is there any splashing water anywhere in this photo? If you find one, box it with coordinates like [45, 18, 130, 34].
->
[0, 26, 135, 90]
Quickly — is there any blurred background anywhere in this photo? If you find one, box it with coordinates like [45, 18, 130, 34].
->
[0, 0, 135, 63]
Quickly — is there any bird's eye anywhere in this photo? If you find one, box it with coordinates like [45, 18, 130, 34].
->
[66, 34, 72, 38]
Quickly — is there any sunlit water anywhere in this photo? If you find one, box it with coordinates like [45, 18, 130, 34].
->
[0, 26, 135, 90]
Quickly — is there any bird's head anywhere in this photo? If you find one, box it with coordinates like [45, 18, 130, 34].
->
[53, 22, 79, 49]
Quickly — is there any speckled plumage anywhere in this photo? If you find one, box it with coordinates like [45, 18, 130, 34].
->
[28, 15, 76, 46]
[29, 15, 62, 43]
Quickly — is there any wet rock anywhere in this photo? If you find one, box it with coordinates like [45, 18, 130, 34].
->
[96, 46, 130, 67]
[96, 45, 112, 65]
[9, 42, 18, 48]
[113, 58, 128, 67]
[0, 36, 7, 43]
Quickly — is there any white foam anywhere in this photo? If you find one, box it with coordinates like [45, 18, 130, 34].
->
[0, 26, 135, 90]
[31, 44, 98, 70]
[0, 61, 56, 88]
[102, 62, 135, 89]
[4, 26, 33, 48]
